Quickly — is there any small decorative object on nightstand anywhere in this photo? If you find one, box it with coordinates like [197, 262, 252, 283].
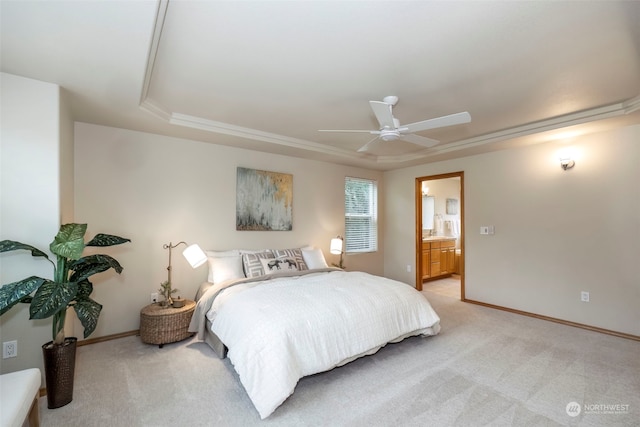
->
[140, 299, 196, 348]
[172, 297, 186, 308]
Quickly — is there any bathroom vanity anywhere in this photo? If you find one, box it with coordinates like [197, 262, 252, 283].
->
[421, 236, 457, 281]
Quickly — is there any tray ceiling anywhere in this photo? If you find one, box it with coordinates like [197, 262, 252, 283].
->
[2, 0, 639, 170]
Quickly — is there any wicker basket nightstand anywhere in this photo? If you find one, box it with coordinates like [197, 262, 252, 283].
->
[140, 300, 196, 348]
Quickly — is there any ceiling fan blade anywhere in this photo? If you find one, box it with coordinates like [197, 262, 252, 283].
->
[357, 136, 380, 153]
[369, 101, 395, 129]
[318, 129, 373, 133]
[400, 133, 440, 148]
[404, 111, 471, 133]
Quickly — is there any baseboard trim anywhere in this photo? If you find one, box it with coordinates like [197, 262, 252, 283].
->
[463, 299, 640, 342]
[76, 330, 139, 347]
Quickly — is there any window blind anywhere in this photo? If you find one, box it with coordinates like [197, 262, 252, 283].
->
[344, 176, 378, 253]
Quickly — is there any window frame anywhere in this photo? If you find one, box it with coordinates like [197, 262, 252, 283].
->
[344, 176, 378, 254]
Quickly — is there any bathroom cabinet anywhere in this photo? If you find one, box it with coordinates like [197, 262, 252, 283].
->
[422, 238, 456, 281]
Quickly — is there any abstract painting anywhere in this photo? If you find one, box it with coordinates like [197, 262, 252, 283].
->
[236, 167, 293, 231]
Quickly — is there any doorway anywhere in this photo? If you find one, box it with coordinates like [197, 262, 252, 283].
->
[415, 172, 464, 300]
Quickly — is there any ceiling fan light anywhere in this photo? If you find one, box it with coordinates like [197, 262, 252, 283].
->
[380, 129, 399, 141]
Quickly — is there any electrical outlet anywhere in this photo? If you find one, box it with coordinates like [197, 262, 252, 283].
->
[406, 264, 412, 273]
[581, 291, 590, 302]
[3, 340, 17, 359]
[151, 292, 159, 304]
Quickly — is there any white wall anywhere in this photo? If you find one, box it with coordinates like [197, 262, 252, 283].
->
[384, 125, 640, 336]
[0, 73, 66, 375]
[59, 88, 75, 224]
[73, 123, 384, 338]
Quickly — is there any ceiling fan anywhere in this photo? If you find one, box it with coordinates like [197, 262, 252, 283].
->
[319, 96, 471, 153]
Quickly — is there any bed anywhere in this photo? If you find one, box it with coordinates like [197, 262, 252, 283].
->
[188, 247, 441, 419]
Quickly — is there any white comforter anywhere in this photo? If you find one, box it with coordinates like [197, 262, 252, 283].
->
[205, 270, 440, 419]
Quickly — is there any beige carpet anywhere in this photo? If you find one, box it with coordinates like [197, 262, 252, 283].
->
[38, 290, 639, 426]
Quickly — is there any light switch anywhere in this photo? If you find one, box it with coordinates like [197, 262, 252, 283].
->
[480, 226, 495, 235]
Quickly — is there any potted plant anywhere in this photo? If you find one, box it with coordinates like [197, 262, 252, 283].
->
[0, 223, 130, 408]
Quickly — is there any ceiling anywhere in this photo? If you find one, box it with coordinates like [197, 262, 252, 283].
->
[2, 1, 639, 171]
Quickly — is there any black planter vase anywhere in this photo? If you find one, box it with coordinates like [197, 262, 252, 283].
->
[42, 337, 77, 409]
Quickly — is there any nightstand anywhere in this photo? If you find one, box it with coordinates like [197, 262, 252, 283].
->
[139, 300, 196, 348]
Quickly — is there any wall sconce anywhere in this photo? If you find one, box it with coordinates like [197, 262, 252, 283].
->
[161, 241, 207, 306]
[559, 157, 575, 170]
[330, 235, 345, 269]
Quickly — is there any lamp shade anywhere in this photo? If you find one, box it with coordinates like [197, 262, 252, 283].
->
[182, 243, 207, 268]
[330, 237, 343, 255]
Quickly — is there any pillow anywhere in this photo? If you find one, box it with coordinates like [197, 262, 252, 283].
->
[205, 250, 242, 283]
[301, 247, 328, 269]
[242, 251, 275, 278]
[260, 257, 299, 275]
[208, 256, 244, 284]
[239, 249, 272, 255]
[272, 248, 308, 270]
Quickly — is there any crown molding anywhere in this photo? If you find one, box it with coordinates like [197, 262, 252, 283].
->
[429, 96, 640, 156]
[139, 0, 169, 106]
[169, 111, 363, 158]
[623, 94, 640, 114]
[140, 2, 639, 166]
[140, 94, 640, 165]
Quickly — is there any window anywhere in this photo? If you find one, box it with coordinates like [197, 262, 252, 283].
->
[344, 176, 378, 253]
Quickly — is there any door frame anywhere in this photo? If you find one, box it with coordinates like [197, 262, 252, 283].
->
[415, 171, 465, 300]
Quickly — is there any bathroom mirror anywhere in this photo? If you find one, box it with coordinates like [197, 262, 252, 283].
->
[422, 195, 435, 233]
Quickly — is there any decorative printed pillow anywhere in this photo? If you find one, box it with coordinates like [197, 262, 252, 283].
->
[242, 251, 275, 278]
[260, 257, 299, 275]
[273, 248, 308, 270]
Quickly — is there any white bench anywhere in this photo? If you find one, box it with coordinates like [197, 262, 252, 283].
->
[0, 368, 41, 427]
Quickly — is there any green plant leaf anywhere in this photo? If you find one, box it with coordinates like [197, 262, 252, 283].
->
[0, 276, 47, 316]
[76, 279, 94, 299]
[73, 297, 102, 338]
[29, 280, 78, 320]
[69, 254, 124, 282]
[0, 240, 50, 259]
[86, 234, 131, 247]
[50, 223, 87, 260]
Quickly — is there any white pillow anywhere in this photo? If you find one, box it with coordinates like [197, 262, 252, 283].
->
[301, 247, 328, 269]
[206, 250, 243, 284]
[206, 250, 240, 257]
[209, 257, 244, 284]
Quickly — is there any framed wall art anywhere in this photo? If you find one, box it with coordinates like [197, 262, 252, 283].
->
[446, 198, 459, 215]
[236, 167, 293, 231]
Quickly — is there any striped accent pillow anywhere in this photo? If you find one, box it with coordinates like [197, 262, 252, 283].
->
[242, 251, 275, 278]
[272, 248, 308, 271]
